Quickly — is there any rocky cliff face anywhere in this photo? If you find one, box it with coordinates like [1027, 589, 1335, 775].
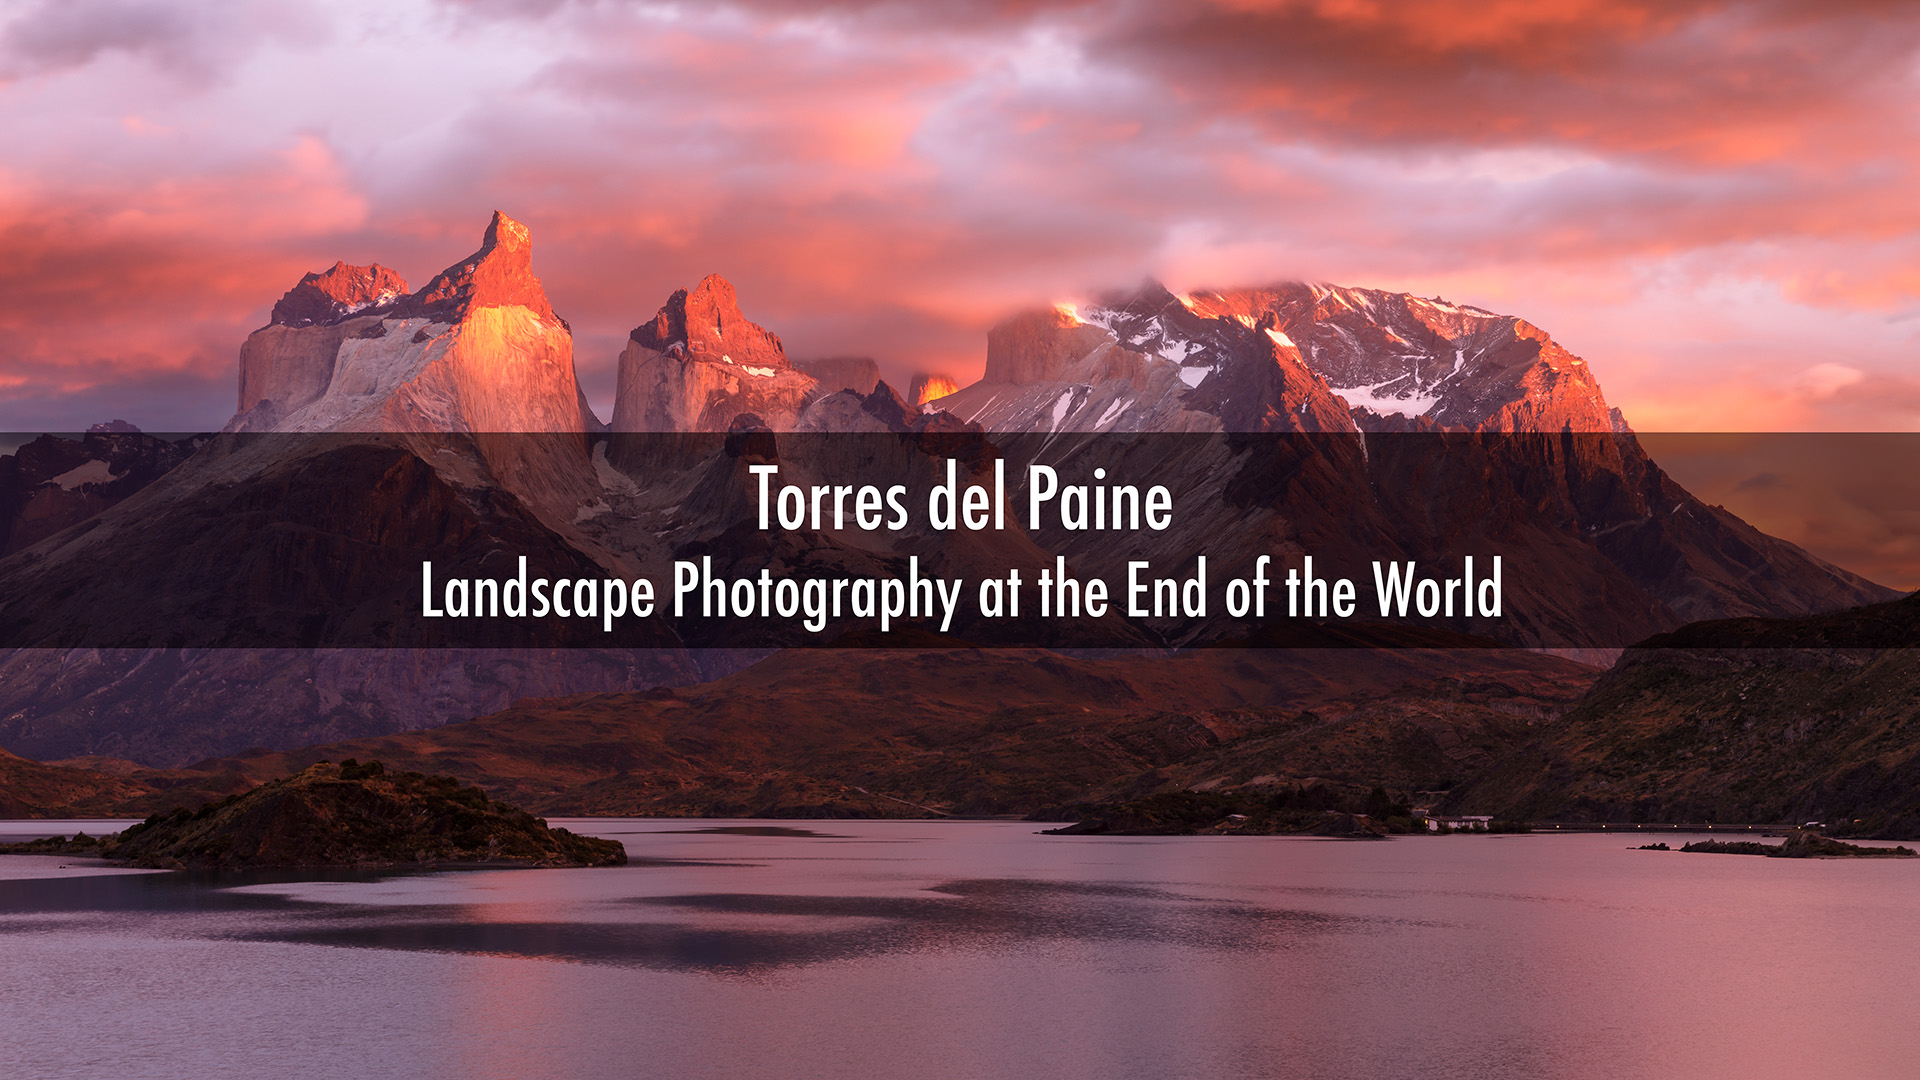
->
[934, 280, 1892, 636]
[0, 214, 696, 766]
[907, 372, 961, 407]
[942, 281, 1619, 435]
[612, 274, 819, 431]
[226, 211, 602, 525]
[229, 212, 595, 439]
[796, 356, 881, 396]
[0, 427, 203, 556]
[236, 262, 410, 421]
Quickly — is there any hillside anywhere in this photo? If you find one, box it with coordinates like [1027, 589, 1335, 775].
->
[0, 645, 1595, 819]
[1449, 593, 1920, 836]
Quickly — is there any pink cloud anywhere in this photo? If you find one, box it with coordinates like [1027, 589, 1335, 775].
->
[0, 0, 1916, 432]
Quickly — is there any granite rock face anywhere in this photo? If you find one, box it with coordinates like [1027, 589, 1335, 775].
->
[0, 214, 693, 767]
[796, 356, 881, 396]
[269, 261, 410, 329]
[612, 274, 819, 431]
[229, 211, 595, 443]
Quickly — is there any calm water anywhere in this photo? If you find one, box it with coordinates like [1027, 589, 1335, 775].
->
[1, 820, 1916, 1080]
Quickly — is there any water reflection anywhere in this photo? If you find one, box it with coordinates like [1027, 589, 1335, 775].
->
[2, 824, 1918, 1080]
[223, 877, 1420, 973]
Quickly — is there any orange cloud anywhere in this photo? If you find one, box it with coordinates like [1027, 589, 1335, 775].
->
[0, 0, 1917, 433]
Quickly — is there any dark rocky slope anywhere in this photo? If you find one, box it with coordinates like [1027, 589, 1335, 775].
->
[1448, 593, 1920, 836]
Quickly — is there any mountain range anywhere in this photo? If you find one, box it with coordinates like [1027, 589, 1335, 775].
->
[0, 213, 1904, 829]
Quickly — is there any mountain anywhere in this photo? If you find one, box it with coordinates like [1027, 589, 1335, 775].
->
[795, 356, 881, 396]
[1447, 591, 1920, 836]
[1, 427, 204, 556]
[937, 282, 1617, 435]
[935, 281, 1892, 644]
[0, 236, 1897, 770]
[612, 274, 819, 432]
[61, 644, 1595, 818]
[226, 210, 602, 522]
[229, 214, 595, 438]
[0, 214, 698, 766]
[232, 260, 410, 427]
[907, 372, 961, 407]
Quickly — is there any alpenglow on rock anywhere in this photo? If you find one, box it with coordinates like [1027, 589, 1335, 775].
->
[227, 211, 595, 436]
[236, 261, 410, 424]
[611, 274, 819, 431]
[939, 281, 1624, 435]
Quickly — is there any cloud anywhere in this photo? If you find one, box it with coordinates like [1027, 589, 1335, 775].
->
[1734, 471, 1788, 493]
[1643, 432, 1920, 590]
[1799, 363, 1867, 399]
[0, 135, 371, 429]
[1, 0, 1919, 433]
[0, 0, 323, 84]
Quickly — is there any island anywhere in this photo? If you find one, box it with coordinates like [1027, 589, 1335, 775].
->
[1678, 830, 1916, 859]
[0, 760, 627, 869]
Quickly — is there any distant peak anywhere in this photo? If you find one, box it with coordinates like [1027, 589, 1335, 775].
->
[397, 212, 557, 325]
[908, 372, 961, 406]
[269, 261, 409, 328]
[483, 210, 532, 254]
[690, 272, 739, 310]
[629, 273, 785, 369]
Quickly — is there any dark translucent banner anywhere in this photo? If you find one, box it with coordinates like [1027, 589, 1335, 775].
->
[0, 429, 1910, 649]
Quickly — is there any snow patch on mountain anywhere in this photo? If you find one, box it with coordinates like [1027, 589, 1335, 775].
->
[1048, 388, 1077, 431]
[1331, 379, 1441, 418]
[48, 459, 116, 489]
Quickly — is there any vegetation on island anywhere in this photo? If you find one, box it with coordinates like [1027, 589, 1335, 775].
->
[1678, 830, 1915, 859]
[0, 760, 626, 869]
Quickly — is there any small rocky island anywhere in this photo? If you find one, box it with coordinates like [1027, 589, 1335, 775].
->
[1678, 831, 1916, 859]
[0, 760, 626, 869]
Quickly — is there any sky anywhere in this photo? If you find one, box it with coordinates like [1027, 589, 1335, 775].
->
[2, 0, 1919, 439]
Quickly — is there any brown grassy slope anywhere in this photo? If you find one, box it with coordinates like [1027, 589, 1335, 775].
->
[1078, 673, 1581, 808]
[0, 746, 159, 817]
[164, 646, 1592, 817]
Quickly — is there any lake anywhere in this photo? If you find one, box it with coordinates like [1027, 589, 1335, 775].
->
[1, 820, 1916, 1079]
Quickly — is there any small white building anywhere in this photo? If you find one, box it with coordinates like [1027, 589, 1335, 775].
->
[1427, 815, 1494, 832]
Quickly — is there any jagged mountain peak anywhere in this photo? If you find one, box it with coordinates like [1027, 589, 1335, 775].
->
[612, 275, 814, 431]
[396, 210, 560, 327]
[228, 211, 594, 447]
[268, 261, 409, 329]
[483, 209, 532, 253]
[1070, 279, 1619, 433]
[629, 273, 787, 371]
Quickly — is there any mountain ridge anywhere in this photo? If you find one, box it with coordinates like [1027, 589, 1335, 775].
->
[0, 212, 1898, 769]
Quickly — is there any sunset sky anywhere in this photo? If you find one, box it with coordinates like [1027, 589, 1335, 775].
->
[2, 0, 1918, 437]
